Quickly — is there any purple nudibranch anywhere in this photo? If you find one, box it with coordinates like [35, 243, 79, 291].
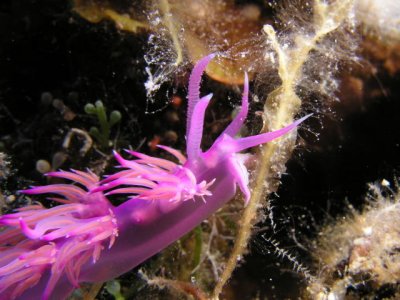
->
[0, 54, 310, 299]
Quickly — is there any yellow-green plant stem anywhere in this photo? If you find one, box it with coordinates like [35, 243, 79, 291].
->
[193, 225, 203, 271]
[159, 0, 183, 66]
[212, 1, 353, 298]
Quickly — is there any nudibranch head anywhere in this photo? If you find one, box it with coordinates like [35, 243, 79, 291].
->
[183, 53, 310, 204]
[100, 53, 310, 207]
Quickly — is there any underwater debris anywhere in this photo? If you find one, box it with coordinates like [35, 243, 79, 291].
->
[72, 0, 148, 33]
[355, 0, 400, 44]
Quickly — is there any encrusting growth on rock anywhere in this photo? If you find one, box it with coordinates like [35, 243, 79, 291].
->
[307, 180, 400, 299]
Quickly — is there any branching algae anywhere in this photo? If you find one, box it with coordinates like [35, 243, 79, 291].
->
[213, 0, 355, 297]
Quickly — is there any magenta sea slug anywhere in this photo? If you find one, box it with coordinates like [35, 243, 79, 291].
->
[0, 54, 309, 299]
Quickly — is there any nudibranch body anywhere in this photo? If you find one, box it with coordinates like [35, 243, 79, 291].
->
[0, 54, 308, 300]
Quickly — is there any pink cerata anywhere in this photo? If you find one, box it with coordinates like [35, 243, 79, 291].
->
[0, 54, 309, 299]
